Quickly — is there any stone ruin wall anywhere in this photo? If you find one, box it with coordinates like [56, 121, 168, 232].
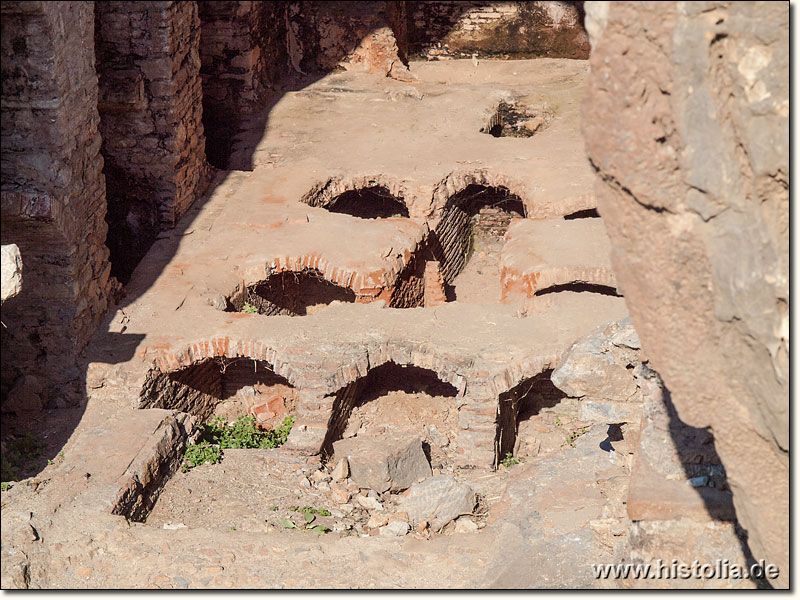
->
[583, 0, 788, 586]
[1, 1, 112, 406]
[407, 0, 590, 59]
[96, 1, 211, 281]
[197, 1, 289, 168]
[0, 0, 788, 584]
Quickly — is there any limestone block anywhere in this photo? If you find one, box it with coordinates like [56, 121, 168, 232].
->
[578, 399, 642, 425]
[398, 475, 476, 532]
[333, 433, 431, 493]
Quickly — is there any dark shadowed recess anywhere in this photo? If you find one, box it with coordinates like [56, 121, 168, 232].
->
[534, 282, 621, 297]
[320, 361, 458, 457]
[327, 186, 410, 219]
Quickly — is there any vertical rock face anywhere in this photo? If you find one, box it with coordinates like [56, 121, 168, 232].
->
[1, 1, 112, 406]
[583, 1, 788, 585]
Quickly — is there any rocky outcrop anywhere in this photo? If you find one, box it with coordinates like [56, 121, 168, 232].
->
[583, 1, 788, 586]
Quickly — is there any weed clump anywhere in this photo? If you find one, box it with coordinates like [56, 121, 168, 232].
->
[500, 452, 525, 468]
[182, 415, 295, 471]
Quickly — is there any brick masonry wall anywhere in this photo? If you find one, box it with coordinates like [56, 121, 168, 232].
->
[220, 359, 291, 399]
[198, 1, 288, 168]
[140, 358, 222, 421]
[286, 2, 407, 74]
[96, 0, 210, 282]
[433, 202, 472, 284]
[1, 1, 112, 407]
[407, 0, 590, 59]
[389, 252, 425, 308]
[423, 261, 447, 307]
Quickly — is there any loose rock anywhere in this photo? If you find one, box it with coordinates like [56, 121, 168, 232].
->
[356, 495, 383, 512]
[333, 433, 432, 493]
[330, 458, 349, 482]
[398, 475, 476, 532]
[379, 521, 410, 537]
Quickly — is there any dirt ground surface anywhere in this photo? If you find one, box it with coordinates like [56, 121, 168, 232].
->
[2, 58, 635, 589]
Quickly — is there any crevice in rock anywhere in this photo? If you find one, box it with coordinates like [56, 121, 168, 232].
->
[564, 208, 600, 219]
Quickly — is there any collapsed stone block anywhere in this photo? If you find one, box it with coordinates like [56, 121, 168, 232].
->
[551, 318, 640, 402]
[332, 433, 432, 493]
[398, 474, 476, 532]
[578, 399, 642, 425]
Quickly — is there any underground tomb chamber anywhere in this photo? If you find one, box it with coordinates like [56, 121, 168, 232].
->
[481, 100, 549, 138]
[431, 184, 526, 301]
[305, 185, 410, 219]
[139, 357, 298, 429]
[226, 269, 357, 316]
[495, 370, 570, 467]
[320, 361, 459, 459]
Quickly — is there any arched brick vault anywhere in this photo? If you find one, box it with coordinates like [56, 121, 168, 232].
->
[501, 267, 619, 301]
[139, 337, 562, 468]
[430, 169, 528, 223]
[229, 250, 422, 306]
[431, 168, 600, 222]
[302, 175, 409, 214]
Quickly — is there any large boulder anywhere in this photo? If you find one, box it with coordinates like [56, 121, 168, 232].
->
[332, 433, 431, 493]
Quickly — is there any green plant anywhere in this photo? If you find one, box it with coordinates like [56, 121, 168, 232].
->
[555, 417, 562, 426]
[1, 482, 11, 492]
[280, 507, 331, 535]
[241, 302, 259, 314]
[562, 426, 589, 449]
[290, 506, 331, 517]
[500, 452, 524, 468]
[182, 440, 222, 472]
[181, 415, 296, 471]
